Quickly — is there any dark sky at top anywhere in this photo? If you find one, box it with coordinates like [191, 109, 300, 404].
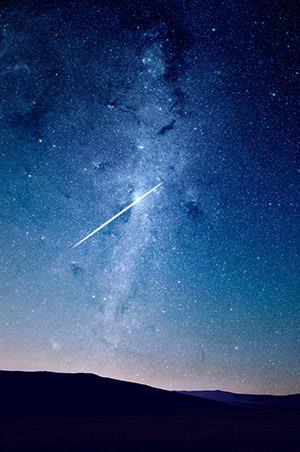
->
[0, 0, 299, 393]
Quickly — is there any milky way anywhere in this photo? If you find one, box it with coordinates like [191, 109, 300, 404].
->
[0, 0, 299, 393]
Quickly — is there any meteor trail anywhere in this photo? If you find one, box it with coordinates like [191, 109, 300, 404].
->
[72, 182, 163, 248]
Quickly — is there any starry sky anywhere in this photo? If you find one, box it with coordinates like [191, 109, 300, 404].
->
[0, 0, 299, 394]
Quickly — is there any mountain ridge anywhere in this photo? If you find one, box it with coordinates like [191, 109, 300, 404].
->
[179, 389, 300, 412]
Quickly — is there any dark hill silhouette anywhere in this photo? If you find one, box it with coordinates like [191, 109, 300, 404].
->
[0, 370, 299, 451]
[0, 370, 233, 420]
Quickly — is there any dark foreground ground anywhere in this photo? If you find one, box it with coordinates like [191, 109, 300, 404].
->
[0, 371, 299, 451]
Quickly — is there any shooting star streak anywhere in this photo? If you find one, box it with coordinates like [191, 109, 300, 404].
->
[72, 182, 163, 248]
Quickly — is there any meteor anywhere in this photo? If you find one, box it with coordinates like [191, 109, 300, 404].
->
[72, 181, 163, 248]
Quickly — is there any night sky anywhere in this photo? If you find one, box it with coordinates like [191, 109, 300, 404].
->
[0, 0, 299, 394]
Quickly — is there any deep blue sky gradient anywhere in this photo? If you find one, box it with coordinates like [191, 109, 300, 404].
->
[0, 0, 299, 393]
